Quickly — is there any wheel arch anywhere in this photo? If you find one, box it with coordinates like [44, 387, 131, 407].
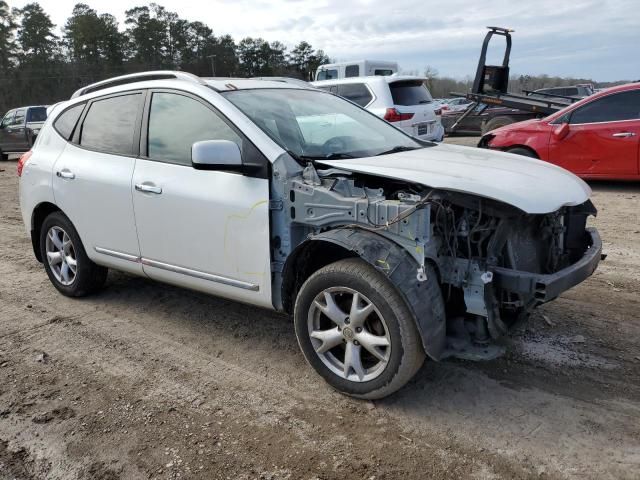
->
[504, 145, 540, 159]
[281, 228, 446, 360]
[31, 202, 63, 262]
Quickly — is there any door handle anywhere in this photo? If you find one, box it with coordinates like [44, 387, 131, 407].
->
[612, 132, 636, 138]
[135, 183, 162, 194]
[56, 170, 75, 179]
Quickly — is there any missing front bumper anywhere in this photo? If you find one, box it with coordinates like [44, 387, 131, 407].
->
[491, 228, 602, 303]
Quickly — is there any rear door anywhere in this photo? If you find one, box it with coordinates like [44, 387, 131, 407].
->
[4, 109, 27, 150]
[52, 92, 144, 274]
[549, 90, 640, 176]
[131, 90, 272, 307]
[388, 80, 437, 139]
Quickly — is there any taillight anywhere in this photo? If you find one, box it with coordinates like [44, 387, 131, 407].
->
[17, 150, 32, 177]
[384, 108, 414, 122]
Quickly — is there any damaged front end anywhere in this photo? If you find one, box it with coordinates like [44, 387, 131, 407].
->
[271, 155, 602, 361]
[433, 193, 601, 360]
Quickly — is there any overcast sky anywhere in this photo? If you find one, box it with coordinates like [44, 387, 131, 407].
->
[8, 0, 639, 81]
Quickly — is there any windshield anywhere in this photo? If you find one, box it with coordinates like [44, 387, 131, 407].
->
[223, 88, 424, 159]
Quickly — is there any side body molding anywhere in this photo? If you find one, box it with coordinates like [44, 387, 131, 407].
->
[293, 228, 447, 361]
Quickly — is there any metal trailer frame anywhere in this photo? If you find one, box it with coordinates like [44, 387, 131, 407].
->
[447, 27, 582, 134]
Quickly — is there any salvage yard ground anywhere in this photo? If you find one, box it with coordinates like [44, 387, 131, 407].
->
[1, 138, 639, 479]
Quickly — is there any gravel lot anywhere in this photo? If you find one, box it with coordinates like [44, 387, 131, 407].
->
[1, 140, 639, 479]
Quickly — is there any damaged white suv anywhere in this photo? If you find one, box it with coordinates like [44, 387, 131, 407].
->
[19, 72, 602, 399]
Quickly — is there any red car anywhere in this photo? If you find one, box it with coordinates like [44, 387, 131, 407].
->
[479, 83, 640, 180]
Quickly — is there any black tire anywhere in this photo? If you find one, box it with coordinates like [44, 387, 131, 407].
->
[506, 147, 538, 158]
[294, 258, 432, 399]
[39, 211, 107, 297]
[0, 150, 7, 161]
[481, 116, 515, 135]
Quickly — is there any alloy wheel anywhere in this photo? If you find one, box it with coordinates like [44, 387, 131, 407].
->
[307, 287, 391, 382]
[45, 226, 77, 286]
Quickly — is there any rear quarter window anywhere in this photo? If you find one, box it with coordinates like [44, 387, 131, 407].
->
[390, 81, 433, 106]
[54, 104, 85, 140]
[336, 83, 373, 107]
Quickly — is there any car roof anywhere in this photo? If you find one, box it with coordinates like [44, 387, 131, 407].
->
[69, 71, 317, 100]
[206, 78, 314, 91]
[6, 105, 47, 110]
[313, 75, 428, 87]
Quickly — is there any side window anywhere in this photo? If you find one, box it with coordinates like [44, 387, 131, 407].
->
[337, 84, 373, 107]
[1, 111, 14, 128]
[345, 65, 360, 77]
[374, 69, 393, 76]
[147, 92, 242, 166]
[26, 107, 47, 122]
[80, 94, 142, 155]
[570, 91, 640, 125]
[12, 109, 26, 126]
[54, 104, 85, 140]
[317, 69, 338, 81]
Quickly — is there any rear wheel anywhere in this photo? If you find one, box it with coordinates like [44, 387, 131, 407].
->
[481, 116, 516, 135]
[507, 147, 538, 158]
[294, 258, 426, 399]
[40, 211, 107, 297]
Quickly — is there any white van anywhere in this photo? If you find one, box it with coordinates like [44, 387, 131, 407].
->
[313, 75, 445, 142]
[315, 60, 398, 81]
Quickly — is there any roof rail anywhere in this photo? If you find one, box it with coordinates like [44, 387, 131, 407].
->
[70, 71, 207, 99]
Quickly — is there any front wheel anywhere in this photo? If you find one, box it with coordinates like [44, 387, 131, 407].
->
[40, 211, 108, 297]
[294, 258, 426, 399]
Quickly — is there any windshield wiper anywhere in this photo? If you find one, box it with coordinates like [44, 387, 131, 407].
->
[375, 146, 420, 156]
[286, 150, 318, 163]
[324, 152, 355, 160]
[286, 150, 355, 162]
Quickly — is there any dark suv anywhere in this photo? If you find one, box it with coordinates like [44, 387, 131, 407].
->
[0, 106, 48, 159]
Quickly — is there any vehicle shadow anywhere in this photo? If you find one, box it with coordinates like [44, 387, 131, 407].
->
[91, 269, 635, 411]
[588, 180, 640, 193]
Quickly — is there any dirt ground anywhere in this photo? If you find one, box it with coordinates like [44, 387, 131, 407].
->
[0, 140, 639, 479]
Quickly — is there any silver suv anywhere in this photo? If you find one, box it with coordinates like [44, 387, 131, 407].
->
[313, 75, 445, 142]
[19, 71, 601, 399]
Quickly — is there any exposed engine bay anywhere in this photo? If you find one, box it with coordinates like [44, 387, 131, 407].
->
[270, 156, 601, 361]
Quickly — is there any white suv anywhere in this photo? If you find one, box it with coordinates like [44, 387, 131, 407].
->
[19, 71, 601, 399]
[313, 75, 445, 142]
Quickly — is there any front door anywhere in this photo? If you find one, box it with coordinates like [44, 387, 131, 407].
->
[0, 110, 15, 151]
[131, 90, 272, 307]
[52, 92, 144, 274]
[549, 90, 640, 176]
